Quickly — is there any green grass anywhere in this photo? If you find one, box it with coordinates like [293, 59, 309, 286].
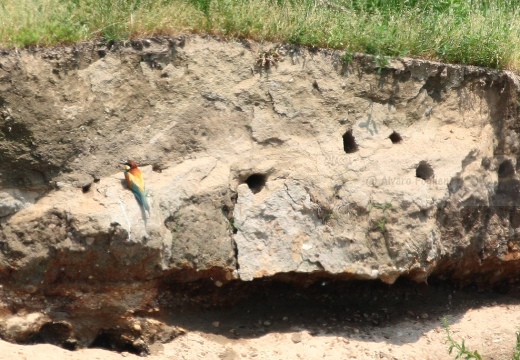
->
[514, 330, 520, 360]
[1, 0, 520, 70]
[443, 318, 520, 360]
[443, 318, 483, 360]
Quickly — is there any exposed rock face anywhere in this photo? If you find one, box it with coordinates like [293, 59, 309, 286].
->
[1, 35, 520, 348]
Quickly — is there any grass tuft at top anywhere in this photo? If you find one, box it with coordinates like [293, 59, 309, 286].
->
[1, 0, 520, 70]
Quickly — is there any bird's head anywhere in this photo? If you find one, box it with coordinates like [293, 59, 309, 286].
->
[121, 160, 138, 170]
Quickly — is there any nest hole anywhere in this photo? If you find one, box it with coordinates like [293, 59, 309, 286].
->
[498, 160, 515, 179]
[389, 131, 402, 144]
[82, 183, 92, 193]
[343, 129, 358, 153]
[416, 161, 434, 180]
[90, 330, 148, 355]
[245, 174, 267, 194]
[29, 322, 75, 349]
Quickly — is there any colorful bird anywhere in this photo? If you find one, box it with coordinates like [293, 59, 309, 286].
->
[121, 160, 150, 212]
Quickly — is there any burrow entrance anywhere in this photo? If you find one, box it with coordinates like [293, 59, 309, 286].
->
[244, 173, 267, 194]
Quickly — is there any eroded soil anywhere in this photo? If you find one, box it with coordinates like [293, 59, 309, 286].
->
[2, 279, 520, 359]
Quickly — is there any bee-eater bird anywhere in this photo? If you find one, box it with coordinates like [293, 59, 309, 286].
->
[121, 160, 150, 212]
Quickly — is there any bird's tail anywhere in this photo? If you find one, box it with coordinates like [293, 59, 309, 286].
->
[134, 189, 151, 212]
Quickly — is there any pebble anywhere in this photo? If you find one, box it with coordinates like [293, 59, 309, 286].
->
[132, 339, 145, 351]
[55, 182, 65, 189]
[212, 321, 220, 328]
[291, 333, 302, 343]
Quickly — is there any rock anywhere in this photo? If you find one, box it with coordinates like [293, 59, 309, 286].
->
[0, 190, 40, 218]
[0, 34, 520, 350]
[160, 64, 184, 79]
[0, 313, 51, 343]
[233, 180, 326, 280]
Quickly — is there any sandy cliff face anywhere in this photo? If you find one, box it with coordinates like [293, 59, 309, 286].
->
[1, 35, 520, 350]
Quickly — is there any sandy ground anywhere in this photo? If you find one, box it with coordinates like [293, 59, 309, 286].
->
[2, 282, 520, 360]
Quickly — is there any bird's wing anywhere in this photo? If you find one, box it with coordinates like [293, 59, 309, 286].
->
[127, 169, 145, 193]
[124, 168, 150, 211]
